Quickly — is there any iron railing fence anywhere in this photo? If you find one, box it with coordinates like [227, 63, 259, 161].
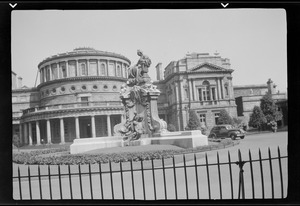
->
[13, 146, 287, 200]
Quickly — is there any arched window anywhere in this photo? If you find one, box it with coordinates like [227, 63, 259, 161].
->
[101, 64, 106, 76]
[202, 80, 210, 101]
[81, 63, 87, 76]
[117, 65, 121, 77]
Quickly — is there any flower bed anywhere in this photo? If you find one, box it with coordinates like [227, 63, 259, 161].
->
[13, 139, 239, 165]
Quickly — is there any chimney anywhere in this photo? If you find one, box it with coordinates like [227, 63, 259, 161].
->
[156, 63, 164, 81]
[267, 78, 276, 95]
[18, 77, 23, 89]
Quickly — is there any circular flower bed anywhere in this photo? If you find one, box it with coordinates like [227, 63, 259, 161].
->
[13, 139, 239, 165]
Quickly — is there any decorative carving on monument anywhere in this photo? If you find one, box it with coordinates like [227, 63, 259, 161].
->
[114, 50, 168, 144]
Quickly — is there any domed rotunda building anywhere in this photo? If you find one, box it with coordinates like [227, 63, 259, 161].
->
[19, 47, 131, 145]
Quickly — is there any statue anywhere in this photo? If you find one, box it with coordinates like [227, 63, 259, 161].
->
[127, 50, 152, 86]
[114, 49, 168, 145]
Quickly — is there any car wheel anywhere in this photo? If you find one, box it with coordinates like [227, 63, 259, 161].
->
[240, 136, 245, 139]
[230, 134, 236, 140]
[210, 134, 217, 139]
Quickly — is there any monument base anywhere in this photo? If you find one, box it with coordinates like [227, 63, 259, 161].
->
[70, 136, 124, 154]
[70, 130, 208, 154]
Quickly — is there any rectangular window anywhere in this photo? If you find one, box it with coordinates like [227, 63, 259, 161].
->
[212, 87, 216, 100]
[199, 114, 206, 124]
[206, 90, 210, 101]
[81, 97, 89, 106]
[215, 113, 220, 124]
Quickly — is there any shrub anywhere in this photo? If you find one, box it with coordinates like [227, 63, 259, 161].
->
[167, 124, 176, 132]
[12, 140, 238, 165]
[249, 106, 267, 130]
[186, 110, 201, 130]
[217, 109, 234, 125]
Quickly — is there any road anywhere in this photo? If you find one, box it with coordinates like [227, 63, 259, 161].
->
[13, 131, 288, 200]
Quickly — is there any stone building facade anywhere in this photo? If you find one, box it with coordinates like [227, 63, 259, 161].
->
[12, 49, 287, 146]
[154, 52, 237, 131]
[13, 47, 130, 145]
[234, 78, 287, 126]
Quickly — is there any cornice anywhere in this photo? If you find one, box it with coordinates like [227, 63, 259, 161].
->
[38, 50, 131, 67]
[37, 76, 127, 90]
[21, 106, 124, 120]
[155, 69, 233, 85]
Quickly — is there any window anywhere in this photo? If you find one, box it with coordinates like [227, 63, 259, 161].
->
[81, 97, 89, 106]
[81, 63, 87, 76]
[202, 81, 210, 101]
[101, 64, 106, 76]
[46, 68, 50, 81]
[199, 114, 206, 124]
[215, 113, 220, 124]
[82, 85, 87, 90]
[117, 65, 121, 77]
[212, 87, 216, 100]
[103, 85, 108, 90]
[93, 85, 98, 90]
[62, 65, 67, 78]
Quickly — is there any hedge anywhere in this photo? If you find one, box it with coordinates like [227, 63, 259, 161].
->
[13, 139, 239, 165]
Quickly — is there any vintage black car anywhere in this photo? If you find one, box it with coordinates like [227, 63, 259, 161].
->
[209, 124, 245, 140]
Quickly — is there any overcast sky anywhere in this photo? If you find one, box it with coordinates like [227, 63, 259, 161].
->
[12, 9, 287, 93]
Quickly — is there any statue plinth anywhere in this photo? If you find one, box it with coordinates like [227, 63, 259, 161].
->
[114, 83, 167, 143]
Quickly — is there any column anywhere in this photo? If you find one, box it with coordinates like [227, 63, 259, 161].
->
[86, 59, 89, 76]
[24, 123, 28, 144]
[125, 65, 128, 78]
[216, 78, 220, 100]
[65, 61, 69, 77]
[40, 69, 43, 84]
[76, 60, 79, 76]
[75, 116, 80, 139]
[46, 119, 51, 144]
[97, 60, 100, 76]
[49, 65, 52, 81]
[56, 63, 60, 79]
[175, 82, 179, 102]
[36, 121, 41, 145]
[28, 122, 33, 146]
[19, 124, 23, 145]
[60, 118, 65, 144]
[179, 80, 185, 101]
[218, 78, 222, 99]
[220, 78, 225, 99]
[188, 80, 193, 101]
[91, 115, 96, 138]
[43, 68, 46, 82]
[107, 115, 112, 136]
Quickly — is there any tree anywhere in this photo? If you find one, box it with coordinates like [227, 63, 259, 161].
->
[185, 110, 201, 130]
[260, 93, 283, 123]
[249, 106, 267, 130]
[217, 109, 234, 125]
